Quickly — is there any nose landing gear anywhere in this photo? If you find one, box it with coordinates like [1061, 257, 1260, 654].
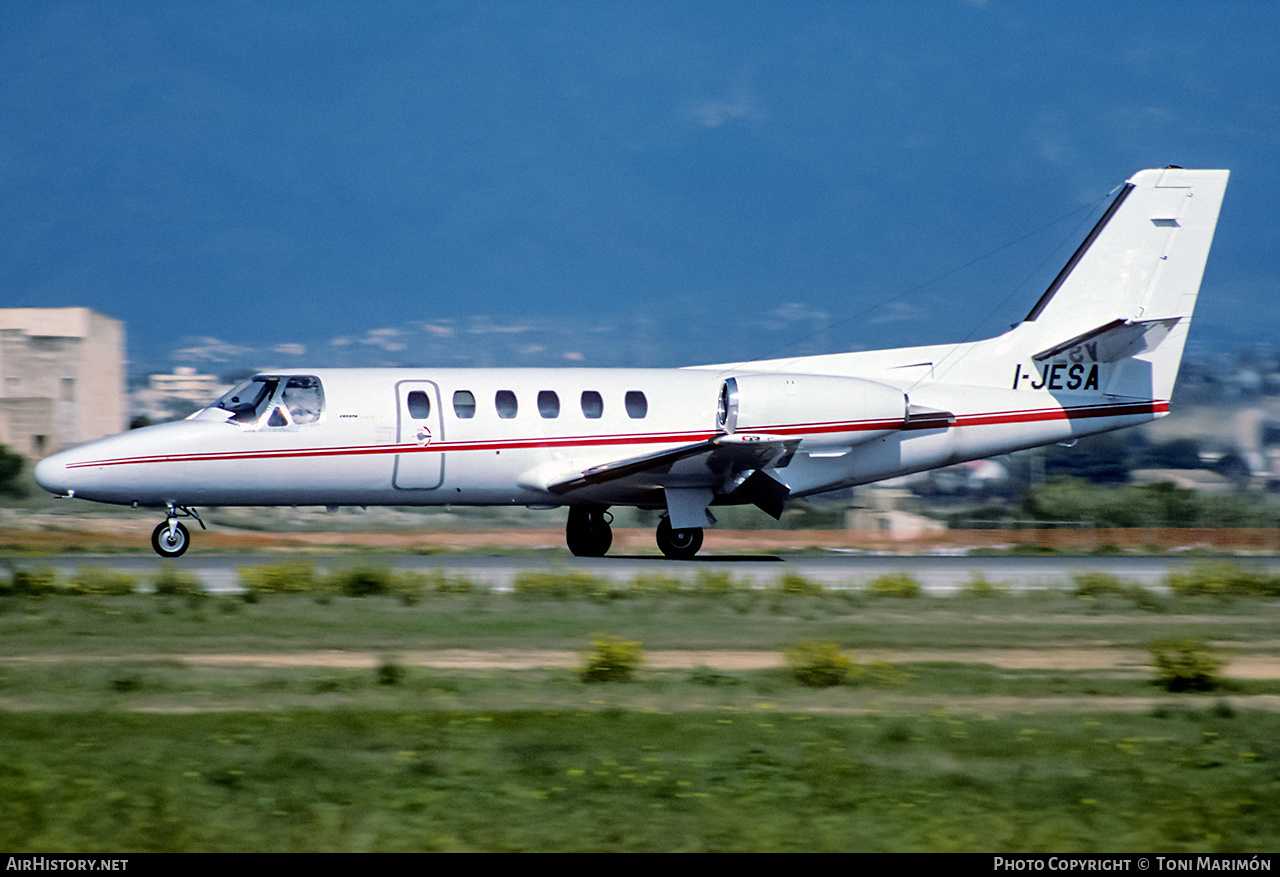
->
[150, 505, 205, 558]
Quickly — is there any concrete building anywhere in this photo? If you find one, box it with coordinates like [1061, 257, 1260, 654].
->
[148, 366, 221, 404]
[132, 366, 227, 423]
[0, 308, 127, 458]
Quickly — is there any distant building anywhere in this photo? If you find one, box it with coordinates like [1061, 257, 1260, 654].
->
[148, 367, 221, 404]
[0, 308, 127, 457]
[132, 366, 227, 423]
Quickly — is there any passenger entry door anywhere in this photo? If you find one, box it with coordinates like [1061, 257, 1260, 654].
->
[394, 380, 444, 489]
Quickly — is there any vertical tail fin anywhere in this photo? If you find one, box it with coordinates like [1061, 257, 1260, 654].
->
[1018, 167, 1229, 400]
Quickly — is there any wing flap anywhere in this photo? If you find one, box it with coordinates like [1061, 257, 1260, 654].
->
[545, 439, 719, 495]
[543, 433, 801, 498]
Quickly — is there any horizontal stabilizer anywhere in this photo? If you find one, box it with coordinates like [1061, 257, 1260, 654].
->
[1032, 317, 1181, 363]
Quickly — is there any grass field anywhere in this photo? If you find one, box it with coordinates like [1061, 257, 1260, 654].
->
[3, 567, 1280, 852]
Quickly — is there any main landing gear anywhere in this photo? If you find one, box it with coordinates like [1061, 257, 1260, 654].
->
[656, 516, 703, 560]
[150, 505, 205, 558]
[566, 506, 613, 557]
[565, 506, 705, 560]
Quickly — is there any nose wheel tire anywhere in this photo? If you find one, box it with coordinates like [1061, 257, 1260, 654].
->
[151, 521, 191, 558]
[656, 517, 703, 559]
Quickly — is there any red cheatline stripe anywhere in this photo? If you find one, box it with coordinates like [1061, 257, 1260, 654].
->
[65, 401, 1166, 470]
[66, 428, 722, 469]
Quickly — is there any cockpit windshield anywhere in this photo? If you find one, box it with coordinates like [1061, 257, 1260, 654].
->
[214, 377, 279, 423]
[210, 375, 325, 426]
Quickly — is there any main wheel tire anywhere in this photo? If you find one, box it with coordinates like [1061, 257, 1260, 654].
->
[656, 517, 703, 559]
[566, 507, 612, 557]
[151, 521, 190, 558]
[567, 524, 612, 557]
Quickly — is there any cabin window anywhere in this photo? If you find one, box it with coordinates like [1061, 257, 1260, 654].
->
[453, 390, 476, 419]
[267, 408, 289, 428]
[580, 391, 603, 419]
[215, 377, 280, 424]
[537, 390, 560, 418]
[495, 390, 518, 419]
[406, 390, 431, 419]
[625, 390, 648, 419]
[283, 375, 324, 424]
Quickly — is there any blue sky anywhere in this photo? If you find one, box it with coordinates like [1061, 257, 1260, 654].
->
[2, 2, 1277, 376]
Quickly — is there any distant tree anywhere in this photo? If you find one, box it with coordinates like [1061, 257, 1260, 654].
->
[1020, 477, 1202, 528]
[1041, 432, 1132, 483]
[0, 444, 27, 498]
[1133, 438, 1203, 470]
[1212, 449, 1252, 482]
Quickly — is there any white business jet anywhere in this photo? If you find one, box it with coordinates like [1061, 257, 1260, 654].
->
[35, 167, 1229, 559]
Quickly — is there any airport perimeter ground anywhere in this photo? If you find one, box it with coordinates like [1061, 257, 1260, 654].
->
[4, 518, 1280, 851]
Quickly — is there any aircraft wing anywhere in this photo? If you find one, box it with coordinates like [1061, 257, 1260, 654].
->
[543, 433, 802, 518]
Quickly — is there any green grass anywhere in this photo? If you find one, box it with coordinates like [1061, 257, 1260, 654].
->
[3, 707, 1278, 852]
[4, 587, 1280, 655]
[4, 582, 1280, 851]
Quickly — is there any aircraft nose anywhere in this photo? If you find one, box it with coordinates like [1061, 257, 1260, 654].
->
[34, 452, 74, 497]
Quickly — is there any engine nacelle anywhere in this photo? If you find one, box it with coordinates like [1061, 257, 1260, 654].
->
[717, 373, 907, 448]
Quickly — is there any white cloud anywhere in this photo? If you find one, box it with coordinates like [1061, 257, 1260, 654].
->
[689, 93, 765, 128]
[468, 318, 533, 335]
[359, 328, 407, 351]
[420, 322, 455, 338]
[170, 336, 255, 362]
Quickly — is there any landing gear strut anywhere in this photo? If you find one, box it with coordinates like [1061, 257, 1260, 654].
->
[656, 516, 703, 560]
[566, 506, 613, 557]
[151, 505, 205, 558]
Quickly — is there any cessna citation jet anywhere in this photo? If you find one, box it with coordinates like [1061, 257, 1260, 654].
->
[36, 167, 1229, 559]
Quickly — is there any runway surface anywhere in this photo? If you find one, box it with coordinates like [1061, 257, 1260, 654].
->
[37, 552, 1280, 594]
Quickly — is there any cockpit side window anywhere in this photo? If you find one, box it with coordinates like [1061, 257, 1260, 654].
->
[282, 376, 324, 424]
[215, 377, 279, 424]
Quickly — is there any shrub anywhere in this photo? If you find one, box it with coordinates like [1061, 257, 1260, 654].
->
[866, 572, 921, 598]
[515, 568, 610, 600]
[0, 443, 27, 498]
[238, 561, 318, 595]
[579, 635, 644, 683]
[691, 570, 744, 596]
[151, 563, 202, 597]
[863, 659, 912, 688]
[1148, 638, 1228, 692]
[1071, 571, 1128, 598]
[785, 642, 856, 687]
[331, 565, 394, 597]
[67, 566, 136, 596]
[3, 566, 59, 596]
[1164, 561, 1280, 599]
[425, 568, 475, 595]
[376, 656, 405, 686]
[957, 573, 1008, 597]
[778, 572, 823, 596]
[627, 572, 684, 598]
